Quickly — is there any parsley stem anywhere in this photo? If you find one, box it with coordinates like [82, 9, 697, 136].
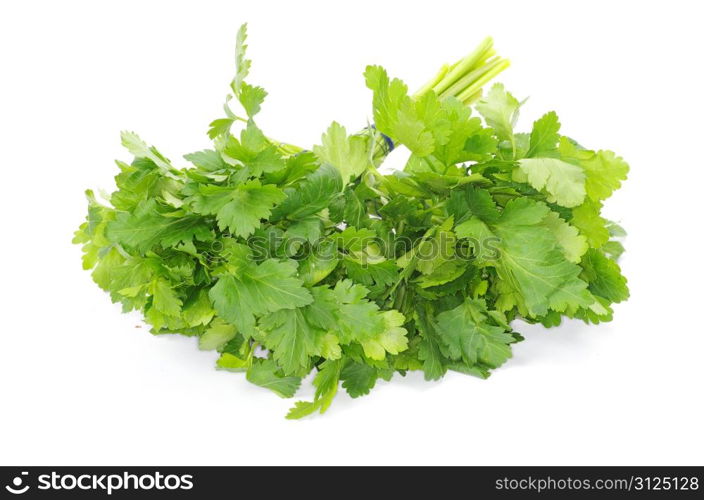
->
[381, 225, 439, 301]
[455, 59, 510, 104]
[393, 282, 407, 310]
[425, 37, 495, 97]
[414, 63, 450, 97]
[441, 57, 503, 101]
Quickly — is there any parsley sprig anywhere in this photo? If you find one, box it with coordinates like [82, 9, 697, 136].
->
[75, 24, 628, 418]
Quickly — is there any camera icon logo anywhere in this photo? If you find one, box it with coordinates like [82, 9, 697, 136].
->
[5, 472, 29, 495]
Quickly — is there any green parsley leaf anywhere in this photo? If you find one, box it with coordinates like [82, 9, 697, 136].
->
[209, 259, 312, 335]
[514, 157, 586, 207]
[526, 111, 561, 158]
[313, 123, 369, 187]
[191, 180, 285, 238]
[476, 83, 521, 146]
[435, 298, 514, 369]
[246, 359, 301, 398]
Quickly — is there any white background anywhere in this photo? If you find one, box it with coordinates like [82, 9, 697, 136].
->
[1, 0, 703, 466]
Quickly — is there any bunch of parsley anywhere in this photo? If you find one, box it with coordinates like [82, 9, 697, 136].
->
[75, 25, 628, 418]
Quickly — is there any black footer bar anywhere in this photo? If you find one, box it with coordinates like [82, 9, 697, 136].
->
[1, 466, 702, 498]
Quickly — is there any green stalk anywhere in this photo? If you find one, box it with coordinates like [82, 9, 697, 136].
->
[414, 63, 450, 97]
[421, 37, 496, 98]
[440, 57, 504, 101]
[456, 59, 510, 102]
